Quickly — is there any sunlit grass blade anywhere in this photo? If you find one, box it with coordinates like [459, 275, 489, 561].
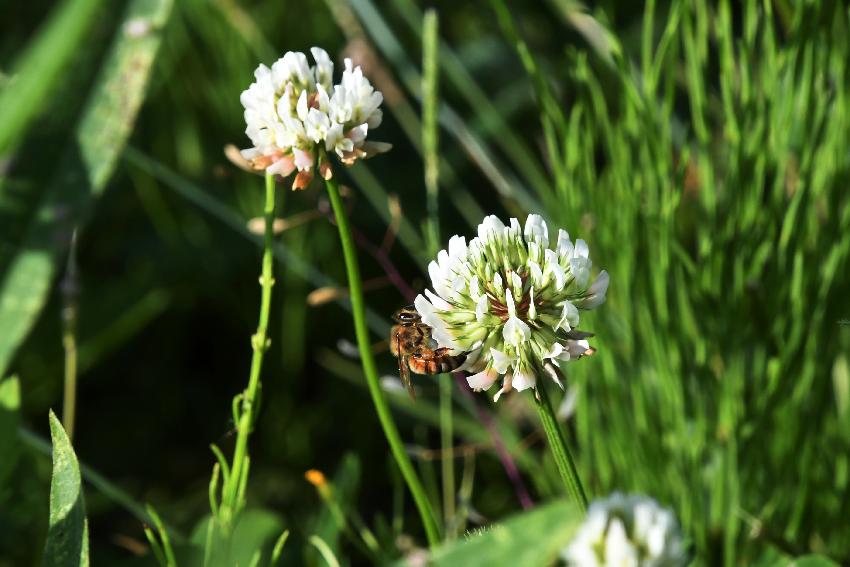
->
[0, 0, 174, 378]
[0, 0, 104, 155]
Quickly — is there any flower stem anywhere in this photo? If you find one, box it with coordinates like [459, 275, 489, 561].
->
[439, 375, 456, 538]
[222, 172, 278, 527]
[534, 385, 588, 511]
[324, 175, 441, 548]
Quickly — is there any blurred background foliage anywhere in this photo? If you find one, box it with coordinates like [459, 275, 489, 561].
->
[1, 0, 849, 565]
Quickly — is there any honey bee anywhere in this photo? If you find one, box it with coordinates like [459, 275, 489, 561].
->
[390, 306, 467, 399]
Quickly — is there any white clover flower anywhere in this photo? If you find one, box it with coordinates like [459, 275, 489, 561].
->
[563, 493, 687, 567]
[414, 214, 608, 400]
[240, 47, 391, 189]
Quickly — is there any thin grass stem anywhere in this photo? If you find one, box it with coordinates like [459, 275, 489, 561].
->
[422, 9, 440, 254]
[61, 230, 79, 442]
[439, 374, 456, 538]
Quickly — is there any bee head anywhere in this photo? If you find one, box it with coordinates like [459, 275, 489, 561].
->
[393, 305, 421, 324]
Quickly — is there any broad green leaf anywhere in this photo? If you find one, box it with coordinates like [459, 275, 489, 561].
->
[191, 509, 285, 566]
[413, 499, 581, 567]
[0, 0, 104, 155]
[0, 376, 21, 489]
[0, 0, 174, 378]
[44, 410, 89, 567]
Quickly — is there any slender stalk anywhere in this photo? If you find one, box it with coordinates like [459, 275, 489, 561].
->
[61, 325, 78, 441]
[61, 229, 80, 442]
[534, 385, 587, 511]
[422, 9, 440, 254]
[439, 374, 456, 538]
[423, 10, 455, 539]
[324, 174, 440, 547]
[221, 172, 278, 528]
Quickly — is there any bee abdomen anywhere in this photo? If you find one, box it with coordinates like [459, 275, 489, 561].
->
[413, 353, 466, 375]
[441, 354, 465, 372]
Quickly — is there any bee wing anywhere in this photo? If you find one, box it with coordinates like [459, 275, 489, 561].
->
[399, 356, 416, 400]
[396, 334, 416, 400]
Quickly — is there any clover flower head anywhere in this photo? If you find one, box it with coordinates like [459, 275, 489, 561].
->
[414, 214, 609, 400]
[240, 47, 391, 189]
[563, 493, 687, 567]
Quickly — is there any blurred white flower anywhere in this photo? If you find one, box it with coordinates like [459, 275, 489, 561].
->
[240, 47, 390, 189]
[414, 214, 608, 400]
[563, 493, 687, 567]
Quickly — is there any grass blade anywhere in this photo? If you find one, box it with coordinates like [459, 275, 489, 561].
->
[0, 0, 174, 377]
[0, 0, 105, 155]
[44, 410, 89, 566]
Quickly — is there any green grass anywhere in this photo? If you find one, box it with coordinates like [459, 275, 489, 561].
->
[1, 0, 848, 565]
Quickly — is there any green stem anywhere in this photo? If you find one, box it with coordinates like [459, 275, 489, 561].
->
[534, 385, 588, 511]
[439, 375, 455, 538]
[324, 175, 441, 548]
[422, 9, 440, 254]
[222, 172, 278, 526]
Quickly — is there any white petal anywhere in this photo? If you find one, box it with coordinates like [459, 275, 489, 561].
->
[523, 214, 548, 247]
[505, 288, 517, 317]
[544, 343, 564, 359]
[477, 215, 505, 243]
[576, 270, 609, 309]
[424, 288, 452, 311]
[448, 235, 467, 258]
[503, 315, 531, 347]
[493, 374, 513, 402]
[293, 147, 314, 171]
[605, 518, 638, 565]
[489, 348, 515, 374]
[296, 90, 309, 120]
[467, 367, 499, 391]
[557, 229, 573, 258]
[508, 217, 521, 238]
[511, 368, 536, 391]
[574, 238, 589, 258]
[528, 260, 544, 287]
[475, 295, 488, 322]
[428, 260, 452, 300]
[556, 301, 580, 332]
[469, 275, 482, 300]
[310, 47, 334, 89]
[570, 256, 591, 289]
